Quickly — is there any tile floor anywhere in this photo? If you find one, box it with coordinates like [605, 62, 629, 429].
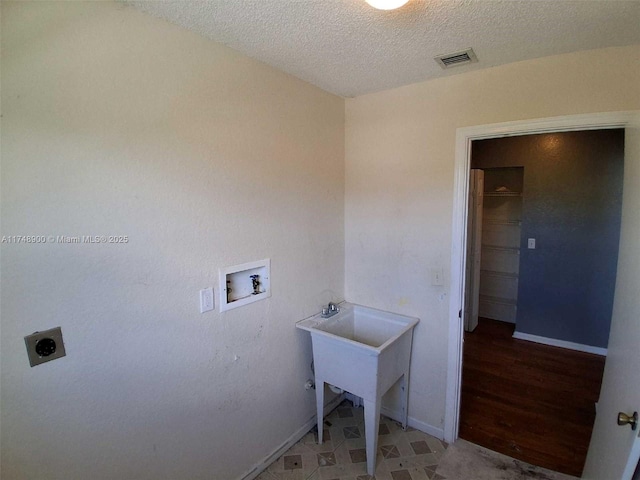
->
[256, 400, 448, 480]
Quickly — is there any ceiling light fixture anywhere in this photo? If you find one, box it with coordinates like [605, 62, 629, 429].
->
[365, 0, 410, 10]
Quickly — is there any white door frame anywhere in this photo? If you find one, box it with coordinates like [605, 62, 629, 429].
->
[444, 110, 640, 443]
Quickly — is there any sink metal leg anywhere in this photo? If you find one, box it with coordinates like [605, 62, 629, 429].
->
[400, 371, 410, 430]
[315, 379, 324, 444]
[363, 397, 381, 476]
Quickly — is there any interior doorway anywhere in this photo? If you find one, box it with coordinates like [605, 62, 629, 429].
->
[458, 129, 624, 476]
[444, 112, 638, 465]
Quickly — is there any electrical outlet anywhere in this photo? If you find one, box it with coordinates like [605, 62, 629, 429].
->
[200, 287, 214, 313]
[24, 327, 66, 367]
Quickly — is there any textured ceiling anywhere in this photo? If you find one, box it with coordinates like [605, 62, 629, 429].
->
[126, 0, 640, 98]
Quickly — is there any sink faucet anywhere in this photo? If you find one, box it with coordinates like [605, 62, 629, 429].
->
[321, 302, 340, 318]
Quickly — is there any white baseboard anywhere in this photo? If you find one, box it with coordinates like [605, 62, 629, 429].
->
[512, 331, 607, 356]
[380, 406, 445, 441]
[238, 394, 344, 480]
[345, 392, 444, 440]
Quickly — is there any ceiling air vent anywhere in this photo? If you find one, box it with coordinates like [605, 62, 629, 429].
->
[434, 48, 478, 69]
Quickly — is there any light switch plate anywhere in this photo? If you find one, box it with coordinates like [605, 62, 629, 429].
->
[24, 327, 66, 367]
[200, 287, 214, 313]
[431, 268, 444, 286]
[528, 238, 536, 249]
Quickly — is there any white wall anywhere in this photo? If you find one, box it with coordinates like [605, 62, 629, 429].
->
[345, 46, 640, 431]
[0, 2, 344, 479]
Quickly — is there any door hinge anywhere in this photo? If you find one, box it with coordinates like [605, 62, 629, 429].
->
[458, 309, 462, 318]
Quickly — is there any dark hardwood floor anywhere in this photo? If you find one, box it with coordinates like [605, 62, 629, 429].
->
[459, 318, 606, 477]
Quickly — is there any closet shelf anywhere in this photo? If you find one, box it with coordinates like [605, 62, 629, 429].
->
[481, 245, 520, 253]
[479, 294, 518, 306]
[484, 218, 522, 226]
[484, 191, 522, 197]
[480, 270, 519, 279]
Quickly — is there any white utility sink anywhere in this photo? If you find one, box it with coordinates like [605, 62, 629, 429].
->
[296, 302, 419, 476]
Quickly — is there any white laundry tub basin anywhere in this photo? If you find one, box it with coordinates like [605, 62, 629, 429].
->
[296, 303, 419, 476]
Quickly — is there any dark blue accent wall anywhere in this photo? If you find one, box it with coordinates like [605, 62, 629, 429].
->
[471, 130, 624, 348]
